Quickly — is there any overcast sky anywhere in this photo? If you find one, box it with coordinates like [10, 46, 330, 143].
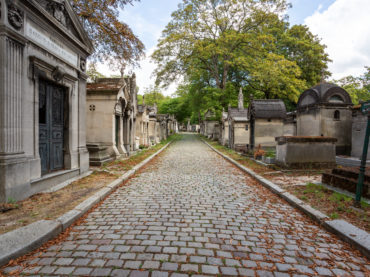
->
[96, 0, 370, 96]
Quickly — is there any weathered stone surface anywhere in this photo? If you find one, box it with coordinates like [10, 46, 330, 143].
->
[0, 220, 61, 266]
[324, 220, 370, 258]
[2, 135, 368, 275]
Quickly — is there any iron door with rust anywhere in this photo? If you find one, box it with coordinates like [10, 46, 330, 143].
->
[39, 80, 65, 175]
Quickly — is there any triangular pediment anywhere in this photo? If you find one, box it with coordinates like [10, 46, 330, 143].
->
[33, 0, 93, 53]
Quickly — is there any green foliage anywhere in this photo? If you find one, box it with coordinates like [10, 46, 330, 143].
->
[264, 150, 276, 158]
[152, 0, 331, 118]
[7, 197, 17, 204]
[333, 67, 370, 104]
[87, 63, 106, 81]
[329, 212, 339, 219]
[142, 86, 168, 106]
[158, 96, 192, 123]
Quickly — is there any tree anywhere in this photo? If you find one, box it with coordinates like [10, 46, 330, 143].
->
[70, 0, 145, 68]
[142, 86, 168, 106]
[152, 0, 330, 112]
[86, 63, 106, 81]
[333, 67, 370, 104]
[152, 0, 290, 91]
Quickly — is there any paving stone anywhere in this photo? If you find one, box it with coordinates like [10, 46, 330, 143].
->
[39, 266, 57, 274]
[142, 261, 160, 269]
[238, 268, 256, 276]
[54, 267, 75, 275]
[181, 263, 199, 272]
[242, 260, 257, 268]
[275, 263, 292, 272]
[90, 259, 106, 267]
[130, 270, 149, 277]
[152, 271, 169, 277]
[111, 269, 131, 277]
[207, 257, 223, 265]
[201, 265, 219, 274]
[54, 258, 74, 266]
[73, 267, 94, 275]
[161, 262, 179, 271]
[220, 266, 238, 275]
[6, 135, 368, 277]
[315, 267, 333, 276]
[257, 270, 274, 277]
[190, 255, 206, 263]
[125, 261, 142, 269]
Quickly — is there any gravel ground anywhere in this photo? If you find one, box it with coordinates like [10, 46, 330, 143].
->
[3, 134, 369, 276]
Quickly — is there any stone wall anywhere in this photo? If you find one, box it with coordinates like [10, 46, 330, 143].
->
[351, 110, 370, 159]
[297, 106, 352, 155]
[254, 119, 284, 148]
[275, 136, 337, 168]
[233, 122, 250, 152]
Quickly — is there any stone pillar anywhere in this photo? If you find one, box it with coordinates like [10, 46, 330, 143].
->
[78, 72, 90, 173]
[0, 33, 30, 201]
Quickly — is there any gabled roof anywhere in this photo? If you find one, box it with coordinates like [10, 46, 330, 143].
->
[249, 99, 287, 119]
[228, 107, 249, 120]
[30, 0, 94, 54]
[87, 78, 126, 93]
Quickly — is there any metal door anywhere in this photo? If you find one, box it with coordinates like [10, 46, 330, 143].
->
[115, 115, 120, 147]
[39, 80, 65, 175]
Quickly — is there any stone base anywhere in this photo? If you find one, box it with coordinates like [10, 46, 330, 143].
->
[275, 136, 337, 169]
[322, 168, 370, 198]
[0, 155, 31, 202]
[30, 169, 80, 195]
[87, 144, 114, 166]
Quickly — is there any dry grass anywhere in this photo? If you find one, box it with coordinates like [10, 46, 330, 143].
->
[0, 171, 116, 235]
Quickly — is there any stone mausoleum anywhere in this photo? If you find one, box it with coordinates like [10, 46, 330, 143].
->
[0, 0, 93, 202]
[86, 76, 137, 165]
[228, 89, 249, 152]
[248, 99, 286, 149]
[296, 83, 353, 155]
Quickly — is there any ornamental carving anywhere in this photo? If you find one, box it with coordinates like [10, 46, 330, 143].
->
[46, 2, 67, 26]
[8, 3, 24, 30]
[80, 58, 86, 72]
[36, 0, 77, 36]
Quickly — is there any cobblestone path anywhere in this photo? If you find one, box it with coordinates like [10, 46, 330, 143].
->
[4, 134, 369, 276]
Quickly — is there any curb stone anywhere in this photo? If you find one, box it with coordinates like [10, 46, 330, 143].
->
[0, 141, 173, 267]
[201, 138, 370, 259]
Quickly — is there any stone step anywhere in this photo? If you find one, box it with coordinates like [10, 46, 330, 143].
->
[322, 173, 370, 198]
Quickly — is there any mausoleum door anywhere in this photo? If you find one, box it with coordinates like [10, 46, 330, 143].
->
[115, 115, 120, 147]
[39, 80, 65, 175]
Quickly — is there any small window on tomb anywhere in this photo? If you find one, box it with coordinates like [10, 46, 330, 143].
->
[334, 110, 340, 120]
[329, 95, 344, 103]
[267, 119, 271, 122]
[245, 125, 248, 130]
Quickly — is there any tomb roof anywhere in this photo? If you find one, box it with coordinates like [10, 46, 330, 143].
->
[87, 78, 126, 92]
[228, 107, 249, 120]
[298, 82, 352, 108]
[249, 99, 286, 119]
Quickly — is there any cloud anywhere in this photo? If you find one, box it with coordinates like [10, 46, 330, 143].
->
[304, 0, 370, 79]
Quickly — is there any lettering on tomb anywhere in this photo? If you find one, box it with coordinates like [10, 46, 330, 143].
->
[25, 22, 78, 67]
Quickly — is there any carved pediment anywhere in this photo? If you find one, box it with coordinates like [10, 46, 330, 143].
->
[36, 0, 78, 36]
[33, 0, 93, 54]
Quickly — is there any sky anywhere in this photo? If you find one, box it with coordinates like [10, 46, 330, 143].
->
[97, 0, 370, 96]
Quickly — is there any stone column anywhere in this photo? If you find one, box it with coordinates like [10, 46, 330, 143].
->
[78, 72, 90, 173]
[0, 31, 30, 201]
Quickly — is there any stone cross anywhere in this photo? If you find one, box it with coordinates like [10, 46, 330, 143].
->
[238, 87, 244, 109]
